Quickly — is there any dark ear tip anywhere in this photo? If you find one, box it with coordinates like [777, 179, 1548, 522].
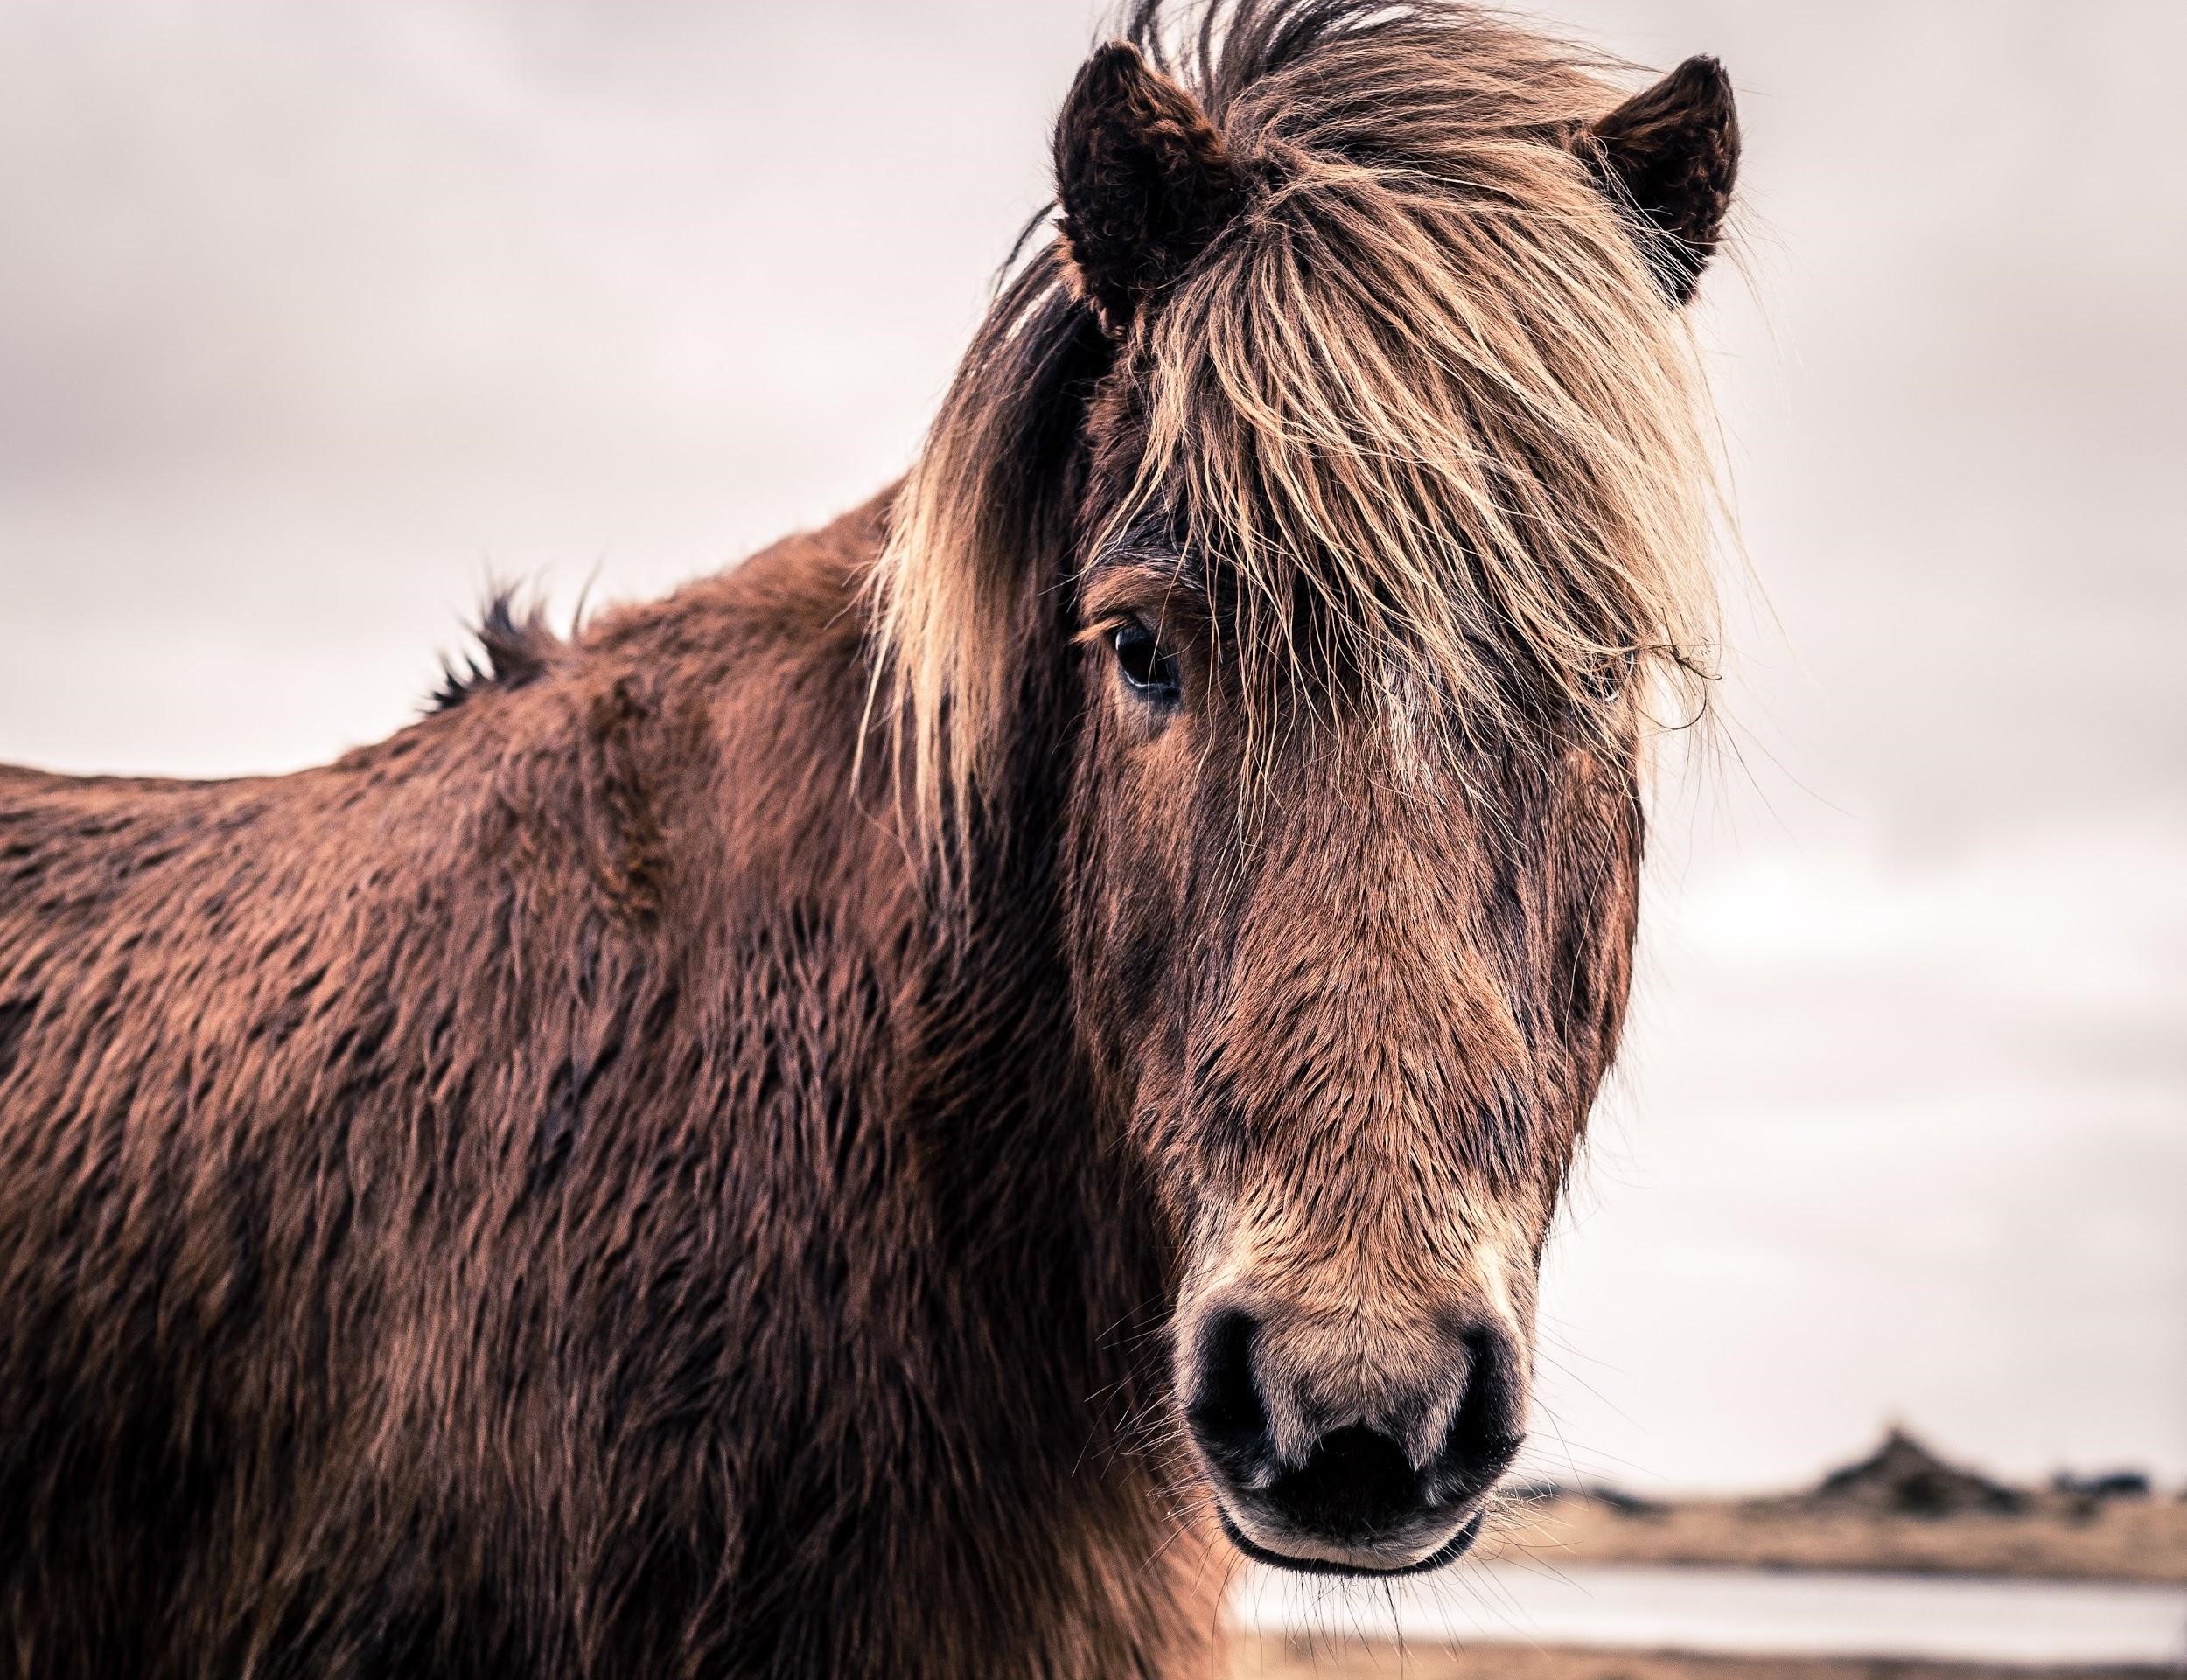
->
[1053, 37, 1239, 337]
[1058, 43, 1137, 145]
[1063, 40, 1141, 111]
[1085, 39, 1147, 80]
[1677, 56, 1737, 129]
[1585, 54, 1740, 307]
[1598, 53, 1736, 139]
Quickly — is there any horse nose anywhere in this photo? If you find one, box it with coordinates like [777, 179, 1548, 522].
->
[1185, 1307, 1524, 1567]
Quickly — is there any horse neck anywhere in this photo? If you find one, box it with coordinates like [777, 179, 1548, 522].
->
[887, 617, 1172, 1392]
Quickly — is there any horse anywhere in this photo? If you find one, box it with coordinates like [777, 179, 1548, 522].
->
[0, 2, 1738, 1673]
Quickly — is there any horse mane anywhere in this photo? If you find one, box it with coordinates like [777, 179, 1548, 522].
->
[870, 0, 1723, 826]
[429, 591, 562, 712]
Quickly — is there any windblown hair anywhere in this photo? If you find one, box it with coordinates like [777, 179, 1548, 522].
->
[871, 0, 1723, 820]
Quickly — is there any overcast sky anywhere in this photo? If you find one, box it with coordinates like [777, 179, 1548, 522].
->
[1, 0, 2179, 1492]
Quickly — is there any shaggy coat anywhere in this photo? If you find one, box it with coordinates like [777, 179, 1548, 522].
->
[1, 505, 1206, 1676]
[0, 2, 1736, 1673]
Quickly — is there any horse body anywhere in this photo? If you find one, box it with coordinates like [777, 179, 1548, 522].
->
[0, 506, 1207, 1677]
[1, 1, 1743, 1672]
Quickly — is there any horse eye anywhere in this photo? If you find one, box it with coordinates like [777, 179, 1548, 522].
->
[1110, 622, 1182, 705]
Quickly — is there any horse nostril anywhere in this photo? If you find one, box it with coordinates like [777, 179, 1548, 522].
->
[1424, 1325, 1526, 1506]
[1262, 1424, 1421, 1543]
[1188, 1309, 1529, 1557]
[1184, 1308, 1271, 1479]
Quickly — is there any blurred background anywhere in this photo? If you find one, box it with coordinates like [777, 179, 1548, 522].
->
[1, 0, 2179, 1528]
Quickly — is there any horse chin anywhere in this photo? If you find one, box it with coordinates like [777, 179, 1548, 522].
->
[1215, 1507, 1485, 1579]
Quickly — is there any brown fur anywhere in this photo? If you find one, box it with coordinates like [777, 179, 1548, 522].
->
[0, 505, 1220, 1677]
[0, 1, 1736, 1672]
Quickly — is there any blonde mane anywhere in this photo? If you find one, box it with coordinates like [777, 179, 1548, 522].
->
[871, 0, 1723, 825]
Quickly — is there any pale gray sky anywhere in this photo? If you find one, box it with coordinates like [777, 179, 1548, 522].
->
[2, 0, 2180, 1492]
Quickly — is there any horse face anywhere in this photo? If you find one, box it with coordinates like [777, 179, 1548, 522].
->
[1064, 518, 1645, 1573]
[1024, 19, 1734, 1579]
[846, 15, 1736, 1579]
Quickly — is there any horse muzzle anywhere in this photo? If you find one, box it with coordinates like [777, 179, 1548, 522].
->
[1182, 1301, 1525, 1575]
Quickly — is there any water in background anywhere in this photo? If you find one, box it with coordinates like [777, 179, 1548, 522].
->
[1231, 1562, 2187, 1666]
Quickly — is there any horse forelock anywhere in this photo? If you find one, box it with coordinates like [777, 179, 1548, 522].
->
[870, 0, 1725, 833]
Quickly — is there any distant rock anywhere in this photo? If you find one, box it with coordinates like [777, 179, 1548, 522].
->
[2051, 1468, 2152, 1502]
[1810, 1427, 2030, 1517]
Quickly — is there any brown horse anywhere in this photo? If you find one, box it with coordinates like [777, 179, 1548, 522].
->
[0, 2, 1737, 1674]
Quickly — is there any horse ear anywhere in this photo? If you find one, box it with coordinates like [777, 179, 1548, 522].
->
[1583, 56, 1740, 306]
[1054, 42, 1243, 337]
